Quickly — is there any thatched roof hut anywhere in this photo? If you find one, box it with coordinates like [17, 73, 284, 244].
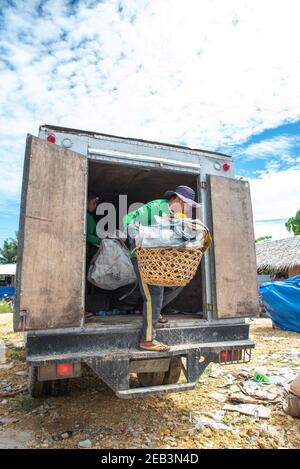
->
[256, 236, 300, 276]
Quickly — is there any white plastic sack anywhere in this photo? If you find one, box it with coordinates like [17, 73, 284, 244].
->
[88, 239, 136, 290]
[128, 218, 209, 249]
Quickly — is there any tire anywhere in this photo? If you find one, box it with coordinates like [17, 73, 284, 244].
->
[49, 379, 70, 396]
[28, 366, 50, 398]
[137, 371, 165, 387]
[163, 357, 182, 385]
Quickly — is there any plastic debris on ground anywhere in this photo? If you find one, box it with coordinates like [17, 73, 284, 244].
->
[259, 424, 286, 446]
[229, 383, 281, 404]
[223, 403, 272, 419]
[192, 416, 231, 431]
[208, 392, 228, 403]
[0, 363, 14, 370]
[253, 371, 270, 383]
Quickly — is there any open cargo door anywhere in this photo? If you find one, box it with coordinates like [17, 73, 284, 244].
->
[14, 135, 87, 331]
[208, 175, 258, 319]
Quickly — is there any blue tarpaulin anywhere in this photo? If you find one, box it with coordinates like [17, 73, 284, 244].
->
[259, 275, 300, 333]
[0, 286, 15, 300]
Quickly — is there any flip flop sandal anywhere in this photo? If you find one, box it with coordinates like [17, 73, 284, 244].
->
[139, 341, 170, 352]
[158, 314, 168, 324]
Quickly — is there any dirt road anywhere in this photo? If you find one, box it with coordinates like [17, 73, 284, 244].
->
[0, 313, 299, 449]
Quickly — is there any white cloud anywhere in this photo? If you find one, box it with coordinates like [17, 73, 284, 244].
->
[236, 136, 300, 161]
[249, 169, 300, 221]
[1, 0, 300, 220]
[254, 220, 292, 241]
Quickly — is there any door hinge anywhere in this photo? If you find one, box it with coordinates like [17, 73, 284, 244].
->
[201, 181, 207, 190]
[206, 303, 213, 312]
[20, 310, 28, 331]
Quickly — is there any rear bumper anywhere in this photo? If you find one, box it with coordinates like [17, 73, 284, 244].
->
[26, 320, 251, 364]
[25, 322, 254, 398]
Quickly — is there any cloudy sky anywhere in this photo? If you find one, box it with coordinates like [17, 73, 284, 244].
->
[0, 0, 300, 247]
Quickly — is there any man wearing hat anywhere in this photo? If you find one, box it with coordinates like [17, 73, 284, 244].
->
[123, 185, 200, 352]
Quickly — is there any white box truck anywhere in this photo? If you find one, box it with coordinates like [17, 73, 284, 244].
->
[14, 125, 258, 398]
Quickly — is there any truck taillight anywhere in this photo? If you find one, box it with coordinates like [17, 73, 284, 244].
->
[223, 163, 230, 171]
[38, 362, 81, 381]
[220, 350, 242, 362]
[47, 134, 56, 143]
[57, 363, 73, 377]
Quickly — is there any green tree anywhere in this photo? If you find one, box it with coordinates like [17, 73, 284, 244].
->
[285, 210, 300, 236]
[0, 232, 18, 264]
[255, 236, 272, 243]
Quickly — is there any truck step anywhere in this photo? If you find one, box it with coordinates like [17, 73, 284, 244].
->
[116, 382, 197, 399]
[27, 339, 254, 365]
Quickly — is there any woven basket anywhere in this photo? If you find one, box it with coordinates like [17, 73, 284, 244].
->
[136, 246, 204, 287]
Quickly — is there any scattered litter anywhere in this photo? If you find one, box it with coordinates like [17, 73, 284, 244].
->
[287, 350, 300, 360]
[0, 417, 19, 426]
[229, 383, 281, 404]
[233, 370, 252, 380]
[260, 424, 286, 445]
[208, 392, 228, 403]
[60, 431, 73, 440]
[209, 369, 225, 379]
[267, 375, 289, 385]
[253, 372, 269, 383]
[269, 354, 281, 360]
[206, 410, 226, 422]
[119, 426, 126, 434]
[193, 416, 231, 431]
[262, 337, 288, 342]
[0, 386, 27, 398]
[78, 439, 92, 448]
[223, 404, 271, 419]
[0, 363, 14, 369]
[223, 375, 237, 386]
[229, 392, 258, 404]
[15, 371, 28, 377]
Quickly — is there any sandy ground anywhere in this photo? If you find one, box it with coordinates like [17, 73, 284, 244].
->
[0, 313, 299, 449]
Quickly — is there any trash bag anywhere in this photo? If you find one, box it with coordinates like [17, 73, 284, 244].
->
[88, 239, 136, 290]
[128, 217, 209, 250]
[259, 275, 300, 333]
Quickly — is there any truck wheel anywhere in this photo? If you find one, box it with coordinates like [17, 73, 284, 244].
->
[137, 372, 165, 387]
[49, 379, 70, 396]
[28, 366, 50, 398]
[163, 357, 182, 385]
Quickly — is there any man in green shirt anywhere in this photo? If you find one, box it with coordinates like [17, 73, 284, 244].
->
[86, 192, 102, 259]
[123, 185, 200, 352]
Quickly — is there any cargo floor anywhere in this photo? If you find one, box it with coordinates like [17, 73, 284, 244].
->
[84, 313, 204, 328]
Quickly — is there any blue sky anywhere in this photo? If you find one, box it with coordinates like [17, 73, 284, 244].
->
[0, 0, 300, 247]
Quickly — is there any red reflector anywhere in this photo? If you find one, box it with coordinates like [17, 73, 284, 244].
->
[47, 134, 56, 143]
[223, 162, 230, 171]
[57, 363, 73, 377]
[220, 350, 241, 361]
[220, 351, 228, 361]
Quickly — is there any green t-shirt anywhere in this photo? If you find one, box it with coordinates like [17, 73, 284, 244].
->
[86, 212, 102, 254]
[123, 199, 171, 256]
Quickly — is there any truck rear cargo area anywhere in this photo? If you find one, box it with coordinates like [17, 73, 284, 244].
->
[85, 160, 204, 322]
